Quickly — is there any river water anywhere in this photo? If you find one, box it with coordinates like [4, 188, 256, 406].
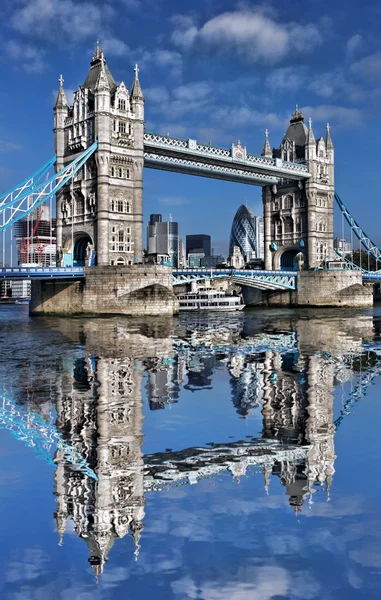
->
[1, 305, 381, 599]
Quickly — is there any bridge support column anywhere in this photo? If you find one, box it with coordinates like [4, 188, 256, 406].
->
[30, 266, 179, 316]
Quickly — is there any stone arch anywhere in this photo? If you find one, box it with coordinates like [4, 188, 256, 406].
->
[273, 245, 305, 271]
[73, 232, 93, 266]
[116, 256, 125, 266]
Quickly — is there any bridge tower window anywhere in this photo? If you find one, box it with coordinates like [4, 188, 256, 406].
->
[119, 121, 126, 134]
[284, 195, 293, 209]
[118, 99, 126, 111]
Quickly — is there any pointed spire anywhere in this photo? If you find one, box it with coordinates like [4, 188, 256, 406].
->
[54, 74, 68, 109]
[131, 63, 144, 100]
[325, 122, 334, 149]
[261, 128, 272, 157]
[290, 104, 304, 123]
[307, 117, 315, 145]
[95, 59, 110, 91]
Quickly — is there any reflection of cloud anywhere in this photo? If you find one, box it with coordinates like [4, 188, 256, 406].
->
[6, 548, 48, 583]
[171, 565, 321, 600]
[350, 541, 381, 569]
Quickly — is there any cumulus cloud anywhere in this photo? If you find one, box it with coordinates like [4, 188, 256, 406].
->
[11, 0, 106, 40]
[301, 104, 363, 128]
[265, 67, 306, 91]
[171, 9, 322, 63]
[6, 40, 46, 73]
[346, 33, 362, 57]
[351, 52, 381, 82]
[103, 37, 129, 57]
[134, 48, 183, 79]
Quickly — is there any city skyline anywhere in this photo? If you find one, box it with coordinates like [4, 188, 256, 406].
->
[1, 1, 381, 258]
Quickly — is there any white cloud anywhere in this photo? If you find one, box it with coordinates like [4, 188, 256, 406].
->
[103, 37, 129, 57]
[0, 139, 22, 153]
[171, 9, 322, 63]
[346, 34, 362, 57]
[265, 67, 306, 91]
[6, 40, 46, 73]
[134, 48, 183, 79]
[301, 104, 363, 127]
[351, 52, 381, 82]
[11, 0, 104, 40]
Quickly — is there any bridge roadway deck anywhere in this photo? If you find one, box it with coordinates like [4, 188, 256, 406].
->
[1, 266, 377, 287]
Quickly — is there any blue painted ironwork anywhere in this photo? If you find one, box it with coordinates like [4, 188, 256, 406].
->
[144, 132, 310, 185]
[173, 268, 297, 290]
[0, 266, 85, 279]
[335, 192, 381, 261]
[0, 156, 56, 205]
[0, 142, 98, 232]
[0, 390, 97, 479]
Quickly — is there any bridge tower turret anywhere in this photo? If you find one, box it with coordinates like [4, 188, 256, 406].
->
[54, 42, 144, 267]
[53, 75, 69, 256]
[262, 107, 334, 270]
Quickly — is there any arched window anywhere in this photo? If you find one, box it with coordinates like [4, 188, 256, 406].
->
[111, 200, 115, 211]
[116, 257, 125, 265]
[76, 196, 84, 216]
[284, 216, 293, 234]
[128, 123, 132, 135]
[117, 200, 123, 212]
[111, 166, 115, 177]
[126, 169, 130, 179]
[118, 167, 123, 178]
[119, 121, 126, 134]
[118, 99, 126, 111]
[126, 202, 130, 213]
[119, 231, 124, 242]
[284, 195, 293, 209]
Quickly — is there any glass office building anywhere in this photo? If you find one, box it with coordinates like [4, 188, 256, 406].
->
[229, 205, 260, 261]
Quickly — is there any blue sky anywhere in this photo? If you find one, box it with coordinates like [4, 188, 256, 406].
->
[1, 0, 381, 255]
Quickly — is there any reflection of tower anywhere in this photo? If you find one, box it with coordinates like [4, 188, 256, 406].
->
[54, 354, 145, 576]
[305, 354, 336, 501]
[228, 355, 265, 417]
[145, 355, 184, 410]
[260, 349, 336, 510]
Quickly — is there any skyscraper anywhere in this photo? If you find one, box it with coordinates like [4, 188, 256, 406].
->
[146, 214, 180, 267]
[229, 205, 262, 262]
[186, 234, 211, 258]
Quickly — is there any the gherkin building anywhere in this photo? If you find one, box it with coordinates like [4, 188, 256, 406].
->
[229, 205, 257, 260]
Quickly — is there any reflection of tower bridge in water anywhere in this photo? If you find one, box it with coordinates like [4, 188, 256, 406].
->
[0, 41, 381, 312]
[1, 314, 380, 574]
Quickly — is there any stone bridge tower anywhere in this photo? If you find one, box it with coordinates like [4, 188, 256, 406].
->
[54, 42, 144, 267]
[262, 107, 334, 270]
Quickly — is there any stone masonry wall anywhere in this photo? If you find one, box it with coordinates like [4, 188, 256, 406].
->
[30, 265, 179, 316]
[243, 270, 373, 308]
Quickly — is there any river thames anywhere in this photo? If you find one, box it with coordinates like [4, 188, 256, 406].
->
[1, 305, 381, 599]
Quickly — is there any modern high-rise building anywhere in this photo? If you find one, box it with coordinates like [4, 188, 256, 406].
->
[14, 204, 56, 266]
[186, 234, 211, 258]
[229, 205, 263, 263]
[146, 214, 180, 267]
[254, 216, 264, 260]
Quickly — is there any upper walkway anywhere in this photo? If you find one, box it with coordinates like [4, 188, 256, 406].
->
[144, 132, 311, 186]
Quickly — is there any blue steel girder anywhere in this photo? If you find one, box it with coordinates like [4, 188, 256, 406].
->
[144, 132, 311, 186]
[0, 156, 56, 204]
[172, 269, 297, 291]
[335, 192, 381, 261]
[0, 142, 98, 231]
[0, 266, 85, 279]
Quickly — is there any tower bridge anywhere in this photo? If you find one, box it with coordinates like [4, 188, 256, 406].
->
[0, 41, 378, 313]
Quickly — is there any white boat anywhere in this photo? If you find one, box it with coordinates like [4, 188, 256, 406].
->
[178, 288, 244, 311]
